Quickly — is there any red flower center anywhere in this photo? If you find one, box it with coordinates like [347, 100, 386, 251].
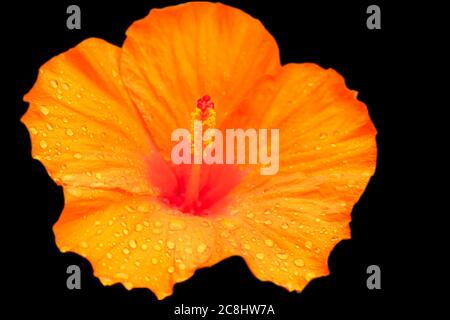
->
[147, 95, 244, 216]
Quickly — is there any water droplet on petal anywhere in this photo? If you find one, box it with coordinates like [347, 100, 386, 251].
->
[276, 253, 288, 260]
[129, 240, 137, 249]
[122, 248, 130, 255]
[197, 243, 207, 253]
[49, 80, 58, 88]
[256, 253, 265, 260]
[168, 266, 175, 274]
[29, 127, 38, 135]
[40, 106, 49, 116]
[80, 241, 88, 248]
[61, 82, 70, 90]
[151, 258, 158, 264]
[73, 153, 82, 159]
[141, 244, 148, 251]
[66, 129, 74, 136]
[305, 241, 313, 249]
[115, 272, 129, 280]
[305, 272, 315, 281]
[39, 140, 48, 149]
[167, 241, 175, 249]
[294, 258, 305, 267]
[264, 239, 274, 247]
[169, 220, 186, 231]
[106, 252, 113, 260]
[319, 133, 328, 140]
[135, 224, 143, 232]
[154, 221, 163, 227]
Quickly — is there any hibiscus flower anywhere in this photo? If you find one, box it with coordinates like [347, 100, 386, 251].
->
[22, 2, 377, 299]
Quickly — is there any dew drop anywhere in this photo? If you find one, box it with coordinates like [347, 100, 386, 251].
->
[49, 80, 58, 88]
[169, 220, 186, 231]
[153, 244, 161, 251]
[178, 263, 186, 271]
[319, 133, 328, 140]
[46, 123, 53, 130]
[129, 239, 137, 249]
[197, 243, 207, 253]
[40, 106, 49, 116]
[154, 221, 163, 227]
[167, 241, 175, 249]
[141, 244, 148, 251]
[256, 253, 265, 260]
[264, 219, 272, 225]
[305, 272, 315, 281]
[80, 241, 88, 248]
[66, 129, 74, 136]
[277, 253, 288, 260]
[135, 224, 143, 232]
[106, 253, 112, 260]
[167, 266, 175, 274]
[122, 248, 130, 255]
[151, 258, 158, 264]
[246, 212, 255, 219]
[152, 228, 161, 235]
[305, 241, 313, 249]
[264, 239, 274, 247]
[115, 272, 129, 280]
[61, 82, 70, 90]
[281, 223, 289, 230]
[39, 140, 48, 149]
[29, 127, 38, 135]
[294, 258, 305, 267]
[73, 153, 82, 159]
[244, 244, 251, 250]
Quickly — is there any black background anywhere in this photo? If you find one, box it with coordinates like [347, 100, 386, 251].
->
[6, 0, 400, 318]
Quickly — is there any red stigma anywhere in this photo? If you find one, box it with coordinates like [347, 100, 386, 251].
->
[196, 95, 215, 113]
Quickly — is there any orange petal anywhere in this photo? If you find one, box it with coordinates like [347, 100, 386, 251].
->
[55, 187, 232, 299]
[23, 38, 154, 194]
[221, 63, 377, 292]
[120, 2, 281, 156]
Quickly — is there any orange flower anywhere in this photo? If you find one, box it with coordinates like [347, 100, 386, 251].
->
[22, 2, 376, 299]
